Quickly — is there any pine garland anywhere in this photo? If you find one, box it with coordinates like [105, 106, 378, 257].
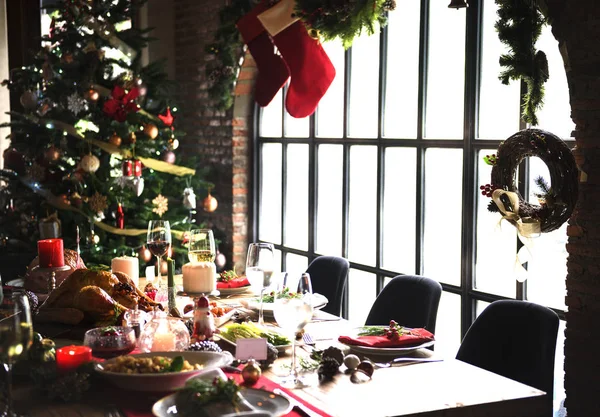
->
[495, 0, 549, 126]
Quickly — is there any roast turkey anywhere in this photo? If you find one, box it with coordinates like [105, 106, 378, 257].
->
[40, 268, 161, 326]
[25, 249, 85, 293]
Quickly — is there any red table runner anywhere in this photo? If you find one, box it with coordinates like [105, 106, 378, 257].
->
[117, 369, 333, 417]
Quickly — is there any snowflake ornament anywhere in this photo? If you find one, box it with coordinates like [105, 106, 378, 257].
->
[67, 93, 88, 115]
[152, 194, 169, 217]
[88, 192, 108, 213]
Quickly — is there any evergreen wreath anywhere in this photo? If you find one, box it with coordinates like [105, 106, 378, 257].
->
[294, 0, 395, 49]
[495, 0, 549, 126]
[483, 129, 578, 233]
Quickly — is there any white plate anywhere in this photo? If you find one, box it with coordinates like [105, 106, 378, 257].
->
[183, 306, 237, 327]
[216, 285, 252, 295]
[217, 324, 292, 353]
[342, 340, 436, 357]
[153, 371, 292, 417]
[241, 293, 329, 313]
[95, 351, 233, 392]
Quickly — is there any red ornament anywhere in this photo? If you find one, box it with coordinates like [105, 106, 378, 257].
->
[122, 160, 133, 177]
[133, 160, 142, 177]
[116, 202, 124, 229]
[158, 107, 175, 127]
[102, 86, 140, 122]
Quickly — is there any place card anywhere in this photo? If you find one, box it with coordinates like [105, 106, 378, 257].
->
[235, 338, 267, 361]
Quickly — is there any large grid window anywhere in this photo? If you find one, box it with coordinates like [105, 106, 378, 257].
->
[253, 1, 572, 409]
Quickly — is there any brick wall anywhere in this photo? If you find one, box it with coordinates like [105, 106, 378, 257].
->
[172, 0, 257, 273]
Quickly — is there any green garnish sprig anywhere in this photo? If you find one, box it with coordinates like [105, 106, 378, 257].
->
[260, 286, 302, 303]
[178, 377, 242, 414]
[357, 320, 405, 340]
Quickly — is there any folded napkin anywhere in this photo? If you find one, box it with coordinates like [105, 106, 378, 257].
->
[338, 328, 434, 348]
[217, 276, 250, 289]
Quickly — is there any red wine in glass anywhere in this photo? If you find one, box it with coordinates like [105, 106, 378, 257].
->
[147, 241, 170, 257]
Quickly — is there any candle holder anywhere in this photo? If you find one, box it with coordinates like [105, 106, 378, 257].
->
[31, 265, 71, 293]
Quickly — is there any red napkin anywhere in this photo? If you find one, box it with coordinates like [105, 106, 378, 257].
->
[217, 276, 250, 289]
[338, 328, 434, 348]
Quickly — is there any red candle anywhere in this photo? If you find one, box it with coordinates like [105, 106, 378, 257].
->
[37, 239, 65, 268]
[56, 345, 92, 374]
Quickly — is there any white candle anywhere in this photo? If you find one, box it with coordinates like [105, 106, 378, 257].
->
[152, 331, 176, 352]
[111, 256, 140, 288]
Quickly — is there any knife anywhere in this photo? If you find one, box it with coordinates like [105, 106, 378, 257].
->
[273, 388, 322, 417]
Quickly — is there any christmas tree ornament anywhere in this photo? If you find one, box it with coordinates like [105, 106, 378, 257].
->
[38, 98, 55, 117]
[20, 90, 39, 110]
[143, 123, 159, 139]
[116, 202, 124, 229]
[88, 192, 108, 213]
[258, 0, 335, 118]
[127, 131, 137, 144]
[39, 213, 61, 239]
[67, 93, 88, 115]
[3, 148, 26, 174]
[42, 60, 54, 81]
[80, 154, 100, 173]
[162, 151, 176, 164]
[241, 359, 262, 386]
[109, 132, 122, 147]
[383, 0, 397, 11]
[203, 191, 218, 213]
[318, 357, 340, 380]
[88, 231, 100, 245]
[130, 177, 145, 197]
[94, 211, 105, 221]
[61, 52, 74, 64]
[158, 107, 175, 127]
[237, 1, 290, 107]
[182, 187, 196, 209]
[44, 146, 62, 163]
[103, 86, 140, 122]
[58, 194, 71, 206]
[215, 251, 226, 270]
[343, 354, 361, 371]
[27, 162, 46, 182]
[85, 89, 99, 102]
[139, 245, 152, 262]
[168, 137, 179, 150]
[70, 192, 83, 209]
[152, 194, 169, 217]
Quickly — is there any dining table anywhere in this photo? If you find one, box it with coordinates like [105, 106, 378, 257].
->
[13, 276, 548, 417]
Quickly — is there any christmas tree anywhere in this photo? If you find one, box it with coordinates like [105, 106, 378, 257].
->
[0, 0, 214, 273]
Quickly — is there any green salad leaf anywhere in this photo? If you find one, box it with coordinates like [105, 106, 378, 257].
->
[219, 322, 291, 346]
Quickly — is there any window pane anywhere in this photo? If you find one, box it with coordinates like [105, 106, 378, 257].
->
[348, 146, 377, 266]
[475, 149, 517, 297]
[475, 300, 491, 318]
[347, 269, 377, 326]
[383, 147, 417, 273]
[284, 96, 309, 137]
[285, 144, 308, 250]
[259, 90, 283, 137]
[423, 149, 463, 285]
[435, 292, 462, 358]
[478, 1, 520, 139]
[536, 26, 575, 139]
[526, 157, 567, 310]
[316, 41, 345, 138]
[259, 144, 282, 244]
[384, 2, 420, 139]
[348, 33, 380, 138]
[425, 6, 465, 139]
[316, 145, 343, 256]
[285, 253, 308, 278]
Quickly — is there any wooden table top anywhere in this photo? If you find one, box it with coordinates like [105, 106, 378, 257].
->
[20, 283, 548, 417]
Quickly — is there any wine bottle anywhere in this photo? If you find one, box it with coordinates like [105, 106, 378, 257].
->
[167, 258, 176, 312]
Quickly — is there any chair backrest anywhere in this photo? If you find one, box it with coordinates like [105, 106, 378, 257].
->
[456, 300, 559, 412]
[305, 256, 349, 316]
[365, 275, 442, 334]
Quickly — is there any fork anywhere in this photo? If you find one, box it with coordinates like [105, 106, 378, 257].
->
[365, 356, 443, 368]
[302, 332, 316, 348]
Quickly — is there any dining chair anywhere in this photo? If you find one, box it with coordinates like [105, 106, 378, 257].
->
[365, 275, 442, 334]
[456, 300, 559, 415]
[305, 256, 349, 316]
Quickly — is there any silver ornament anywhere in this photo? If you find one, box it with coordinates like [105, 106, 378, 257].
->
[183, 187, 196, 209]
[94, 211, 105, 222]
[130, 177, 144, 197]
[67, 93, 88, 115]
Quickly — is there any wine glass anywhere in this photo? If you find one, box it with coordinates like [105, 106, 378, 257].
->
[0, 292, 33, 416]
[245, 243, 275, 326]
[273, 272, 314, 388]
[188, 229, 216, 263]
[147, 220, 172, 292]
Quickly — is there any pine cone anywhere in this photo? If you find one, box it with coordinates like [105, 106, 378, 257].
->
[322, 346, 344, 366]
[383, 0, 396, 11]
[318, 357, 340, 380]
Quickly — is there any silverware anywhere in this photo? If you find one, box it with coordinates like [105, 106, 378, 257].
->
[367, 356, 443, 368]
[302, 332, 315, 348]
[273, 388, 322, 417]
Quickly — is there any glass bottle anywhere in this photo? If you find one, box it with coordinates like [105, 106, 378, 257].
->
[123, 303, 144, 339]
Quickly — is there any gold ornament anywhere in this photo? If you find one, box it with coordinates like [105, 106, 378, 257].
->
[241, 359, 261, 386]
[85, 89, 99, 102]
[152, 194, 169, 217]
[144, 123, 159, 139]
[89, 231, 100, 245]
[127, 132, 137, 144]
[80, 154, 100, 173]
[58, 194, 71, 206]
[61, 53, 74, 64]
[109, 132, 122, 147]
[139, 245, 152, 262]
[169, 137, 180, 150]
[203, 191, 218, 213]
[88, 192, 108, 213]
[44, 146, 61, 162]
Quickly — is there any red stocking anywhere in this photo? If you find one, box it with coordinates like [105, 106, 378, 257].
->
[236, 2, 290, 107]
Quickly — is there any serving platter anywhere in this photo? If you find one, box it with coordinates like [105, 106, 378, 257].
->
[240, 293, 328, 314]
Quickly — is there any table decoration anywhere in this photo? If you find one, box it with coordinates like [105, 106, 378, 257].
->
[83, 326, 136, 358]
[56, 345, 92, 374]
[37, 238, 64, 268]
[138, 309, 190, 352]
[190, 294, 216, 342]
[218, 322, 291, 353]
[111, 256, 140, 288]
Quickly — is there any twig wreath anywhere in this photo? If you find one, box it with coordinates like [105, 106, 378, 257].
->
[481, 129, 578, 235]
